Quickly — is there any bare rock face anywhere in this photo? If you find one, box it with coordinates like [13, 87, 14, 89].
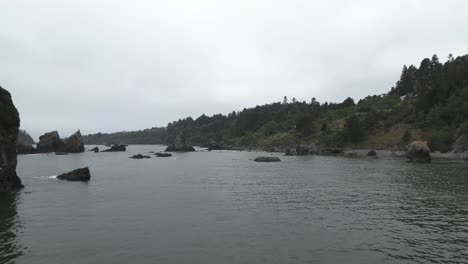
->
[57, 167, 91, 181]
[405, 141, 431, 163]
[63, 130, 84, 153]
[165, 133, 195, 152]
[0, 86, 23, 191]
[102, 144, 126, 152]
[36, 131, 64, 153]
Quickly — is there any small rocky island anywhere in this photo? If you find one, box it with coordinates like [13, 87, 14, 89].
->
[57, 167, 91, 181]
[165, 132, 195, 152]
[0, 86, 24, 191]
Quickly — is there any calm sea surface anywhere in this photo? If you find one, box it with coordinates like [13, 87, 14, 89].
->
[1, 145, 468, 263]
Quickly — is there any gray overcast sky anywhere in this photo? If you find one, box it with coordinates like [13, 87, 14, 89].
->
[1, 0, 467, 139]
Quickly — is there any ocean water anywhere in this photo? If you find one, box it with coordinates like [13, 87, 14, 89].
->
[1, 145, 468, 263]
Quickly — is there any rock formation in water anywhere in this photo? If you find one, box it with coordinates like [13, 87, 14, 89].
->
[102, 144, 126, 152]
[254, 156, 281, 162]
[18, 130, 34, 145]
[155, 152, 172, 157]
[320, 148, 345, 156]
[63, 130, 85, 153]
[0, 86, 24, 191]
[130, 154, 151, 159]
[17, 129, 37, 154]
[405, 141, 431, 163]
[36, 131, 64, 153]
[89, 147, 99, 153]
[57, 167, 91, 181]
[165, 132, 195, 152]
[367, 149, 377, 157]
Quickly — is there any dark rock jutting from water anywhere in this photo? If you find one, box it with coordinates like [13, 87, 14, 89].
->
[62, 130, 85, 153]
[155, 152, 172, 157]
[165, 133, 195, 152]
[56, 167, 91, 181]
[254, 156, 281, 162]
[405, 141, 431, 163]
[130, 154, 151, 159]
[89, 147, 99, 153]
[0, 86, 24, 191]
[102, 144, 126, 152]
[320, 148, 345, 156]
[17, 130, 37, 155]
[367, 149, 377, 157]
[36, 131, 64, 153]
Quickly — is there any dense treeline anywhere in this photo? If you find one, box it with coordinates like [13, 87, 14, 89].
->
[83, 53, 468, 152]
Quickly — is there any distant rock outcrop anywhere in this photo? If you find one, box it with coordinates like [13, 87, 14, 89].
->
[367, 150, 377, 157]
[165, 133, 195, 152]
[36, 131, 64, 153]
[57, 167, 91, 181]
[63, 130, 84, 153]
[320, 148, 345, 156]
[155, 152, 172, 157]
[0, 86, 24, 191]
[89, 147, 99, 153]
[254, 156, 281, 162]
[18, 130, 34, 145]
[130, 154, 151, 159]
[17, 129, 37, 154]
[102, 144, 126, 152]
[405, 141, 431, 163]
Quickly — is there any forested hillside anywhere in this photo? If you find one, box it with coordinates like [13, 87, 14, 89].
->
[83, 54, 468, 152]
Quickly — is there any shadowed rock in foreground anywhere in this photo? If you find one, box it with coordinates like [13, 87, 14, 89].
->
[405, 141, 431, 163]
[102, 144, 126, 152]
[57, 167, 91, 181]
[254, 156, 281, 162]
[0, 86, 23, 191]
[165, 133, 195, 152]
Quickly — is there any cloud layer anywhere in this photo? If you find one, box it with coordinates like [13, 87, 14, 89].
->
[1, 0, 467, 139]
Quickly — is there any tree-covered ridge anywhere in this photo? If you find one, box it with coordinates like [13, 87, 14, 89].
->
[83, 53, 468, 152]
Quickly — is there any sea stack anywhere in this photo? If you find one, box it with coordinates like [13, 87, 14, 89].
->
[63, 130, 85, 153]
[36, 131, 64, 153]
[0, 86, 24, 191]
[405, 141, 431, 163]
[165, 132, 195, 152]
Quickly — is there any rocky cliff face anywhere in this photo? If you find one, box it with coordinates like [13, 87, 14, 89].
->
[0, 86, 23, 191]
[36, 131, 64, 153]
[63, 130, 84, 153]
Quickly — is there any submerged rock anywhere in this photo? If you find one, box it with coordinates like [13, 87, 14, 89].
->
[36, 131, 64, 153]
[54, 152, 69, 155]
[254, 156, 281, 162]
[0, 86, 24, 191]
[405, 141, 431, 163]
[345, 152, 359, 158]
[102, 144, 126, 152]
[63, 130, 84, 153]
[320, 148, 344, 156]
[155, 152, 172, 157]
[165, 133, 195, 152]
[130, 154, 151, 159]
[57, 167, 91, 181]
